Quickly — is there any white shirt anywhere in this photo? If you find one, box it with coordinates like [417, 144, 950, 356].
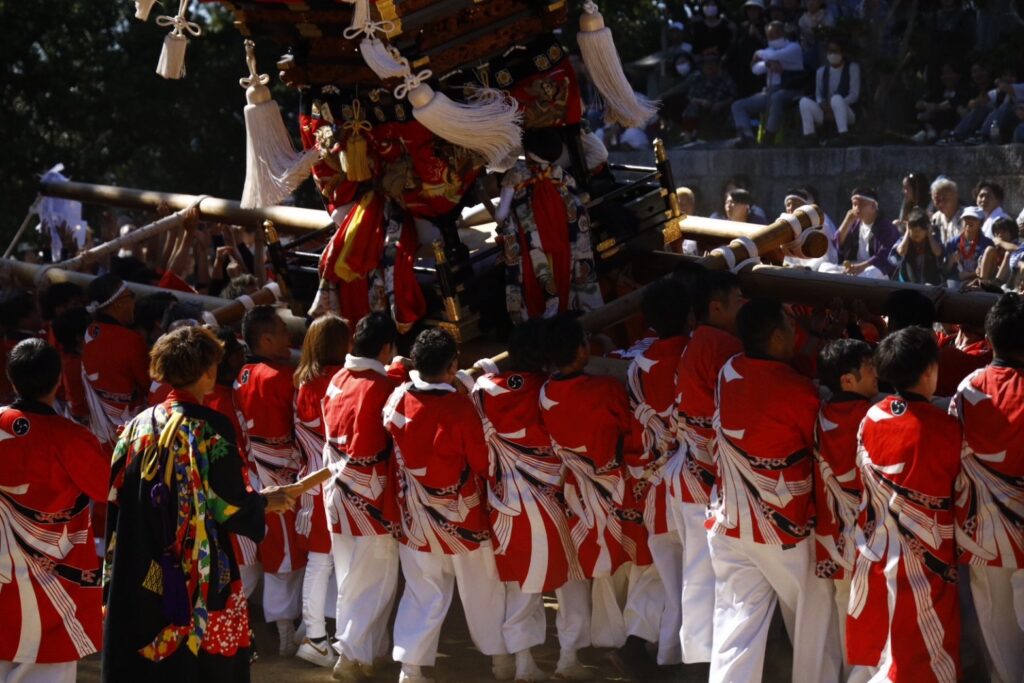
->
[857, 220, 874, 261]
[752, 41, 804, 89]
[931, 207, 963, 245]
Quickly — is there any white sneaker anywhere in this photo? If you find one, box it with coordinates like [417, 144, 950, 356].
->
[515, 660, 548, 682]
[493, 654, 515, 681]
[397, 665, 435, 683]
[297, 638, 337, 668]
[333, 655, 363, 682]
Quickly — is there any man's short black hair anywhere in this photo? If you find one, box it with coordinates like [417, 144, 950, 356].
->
[216, 327, 246, 386]
[51, 307, 91, 355]
[974, 180, 1004, 203]
[241, 305, 282, 351]
[38, 283, 83, 321]
[906, 207, 930, 231]
[884, 290, 936, 332]
[508, 319, 547, 373]
[543, 314, 586, 370]
[0, 291, 36, 330]
[6, 338, 61, 401]
[133, 292, 177, 337]
[727, 189, 754, 206]
[985, 292, 1024, 359]
[736, 298, 787, 357]
[991, 216, 1019, 242]
[692, 269, 739, 322]
[818, 338, 874, 394]
[411, 327, 458, 378]
[875, 326, 938, 392]
[351, 312, 398, 359]
[523, 128, 564, 164]
[642, 278, 691, 339]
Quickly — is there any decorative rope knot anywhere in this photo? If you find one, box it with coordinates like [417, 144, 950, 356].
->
[344, 18, 396, 40]
[156, 12, 201, 37]
[393, 68, 433, 100]
[343, 101, 373, 136]
[238, 39, 270, 88]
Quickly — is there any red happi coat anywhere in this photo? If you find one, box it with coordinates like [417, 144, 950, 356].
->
[674, 325, 744, 507]
[813, 395, 871, 580]
[81, 318, 150, 449]
[848, 394, 961, 682]
[293, 368, 341, 555]
[384, 374, 492, 554]
[625, 336, 689, 541]
[540, 373, 638, 577]
[205, 384, 259, 567]
[951, 362, 1024, 569]
[936, 335, 991, 398]
[322, 356, 404, 539]
[472, 371, 582, 592]
[233, 359, 306, 573]
[710, 354, 818, 545]
[0, 401, 108, 663]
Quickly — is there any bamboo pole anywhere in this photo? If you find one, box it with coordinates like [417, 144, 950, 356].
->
[56, 210, 189, 271]
[38, 180, 334, 235]
[0, 258, 308, 338]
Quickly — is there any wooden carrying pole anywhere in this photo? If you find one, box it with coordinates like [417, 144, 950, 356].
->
[56, 210, 189, 271]
[39, 180, 334, 235]
[0, 258, 308, 337]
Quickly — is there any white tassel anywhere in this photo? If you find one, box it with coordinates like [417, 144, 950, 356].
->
[135, 0, 157, 21]
[239, 40, 317, 208]
[342, 0, 372, 39]
[398, 73, 522, 167]
[155, 0, 201, 80]
[577, 2, 658, 128]
[359, 37, 410, 80]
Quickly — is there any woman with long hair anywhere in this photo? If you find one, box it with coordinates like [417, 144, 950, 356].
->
[102, 325, 294, 681]
[292, 314, 351, 668]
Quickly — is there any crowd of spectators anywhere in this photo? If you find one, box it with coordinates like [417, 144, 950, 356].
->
[603, 0, 1024, 148]
[681, 173, 1024, 291]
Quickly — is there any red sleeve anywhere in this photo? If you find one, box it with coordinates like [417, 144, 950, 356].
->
[58, 423, 111, 502]
[387, 363, 410, 383]
[157, 270, 198, 294]
[458, 399, 491, 480]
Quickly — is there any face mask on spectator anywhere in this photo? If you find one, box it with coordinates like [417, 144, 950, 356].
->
[768, 37, 786, 49]
[827, 52, 842, 66]
[676, 62, 692, 76]
[704, 5, 719, 17]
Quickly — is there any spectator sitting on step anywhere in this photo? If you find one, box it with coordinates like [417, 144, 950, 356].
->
[826, 187, 898, 279]
[975, 180, 1009, 239]
[797, 39, 860, 146]
[797, 0, 834, 69]
[687, 0, 736, 58]
[731, 21, 805, 148]
[929, 176, 964, 245]
[912, 63, 970, 144]
[948, 65, 1024, 143]
[679, 49, 738, 141]
[978, 217, 1021, 286]
[943, 206, 993, 285]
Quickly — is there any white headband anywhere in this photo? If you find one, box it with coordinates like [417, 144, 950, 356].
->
[86, 283, 129, 314]
[851, 194, 877, 205]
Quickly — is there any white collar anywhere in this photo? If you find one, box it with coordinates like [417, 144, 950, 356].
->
[344, 354, 387, 376]
[409, 370, 456, 393]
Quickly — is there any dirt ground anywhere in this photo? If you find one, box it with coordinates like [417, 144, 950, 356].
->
[77, 595, 798, 683]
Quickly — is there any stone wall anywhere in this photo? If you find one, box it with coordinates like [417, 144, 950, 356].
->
[612, 144, 1024, 223]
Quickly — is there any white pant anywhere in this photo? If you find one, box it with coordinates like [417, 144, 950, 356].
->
[302, 551, 335, 640]
[672, 501, 715, 663]
[264, 568, 304, 622]
[799, 95, 856, 135]
[649, 532, 684, 665]
[393, 544, 507, 666]
[709, 535, 841, 683]
[240, 562, 262, 599]
[969, 565, 1024, 683]
[555, 579, 592, 653]
[0, 662, 75, 683]
[504, 583, 547, 653]
[591, 564, 629, 648]
[833, 578, 874, 683]
[333, 534, 399, 664]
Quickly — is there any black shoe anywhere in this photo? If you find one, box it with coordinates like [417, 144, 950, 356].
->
[823, 133, 849, 147]
[607, 635, 659, 680]
[733, 136, 754, 149]
[796, 134, 817, 148]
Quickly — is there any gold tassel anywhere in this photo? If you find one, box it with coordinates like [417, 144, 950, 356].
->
[342, 101, 373, 183]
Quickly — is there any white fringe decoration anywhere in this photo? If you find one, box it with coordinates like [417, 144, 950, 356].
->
[239, 40, 317, 208]
[135, 0, 157, 21]
[341, 0, 372, 39]
[155, 0, 201, 80]
[577, 1, 658, 128]
[397, 73, 522, 168]
[360, 38, 410, 80]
